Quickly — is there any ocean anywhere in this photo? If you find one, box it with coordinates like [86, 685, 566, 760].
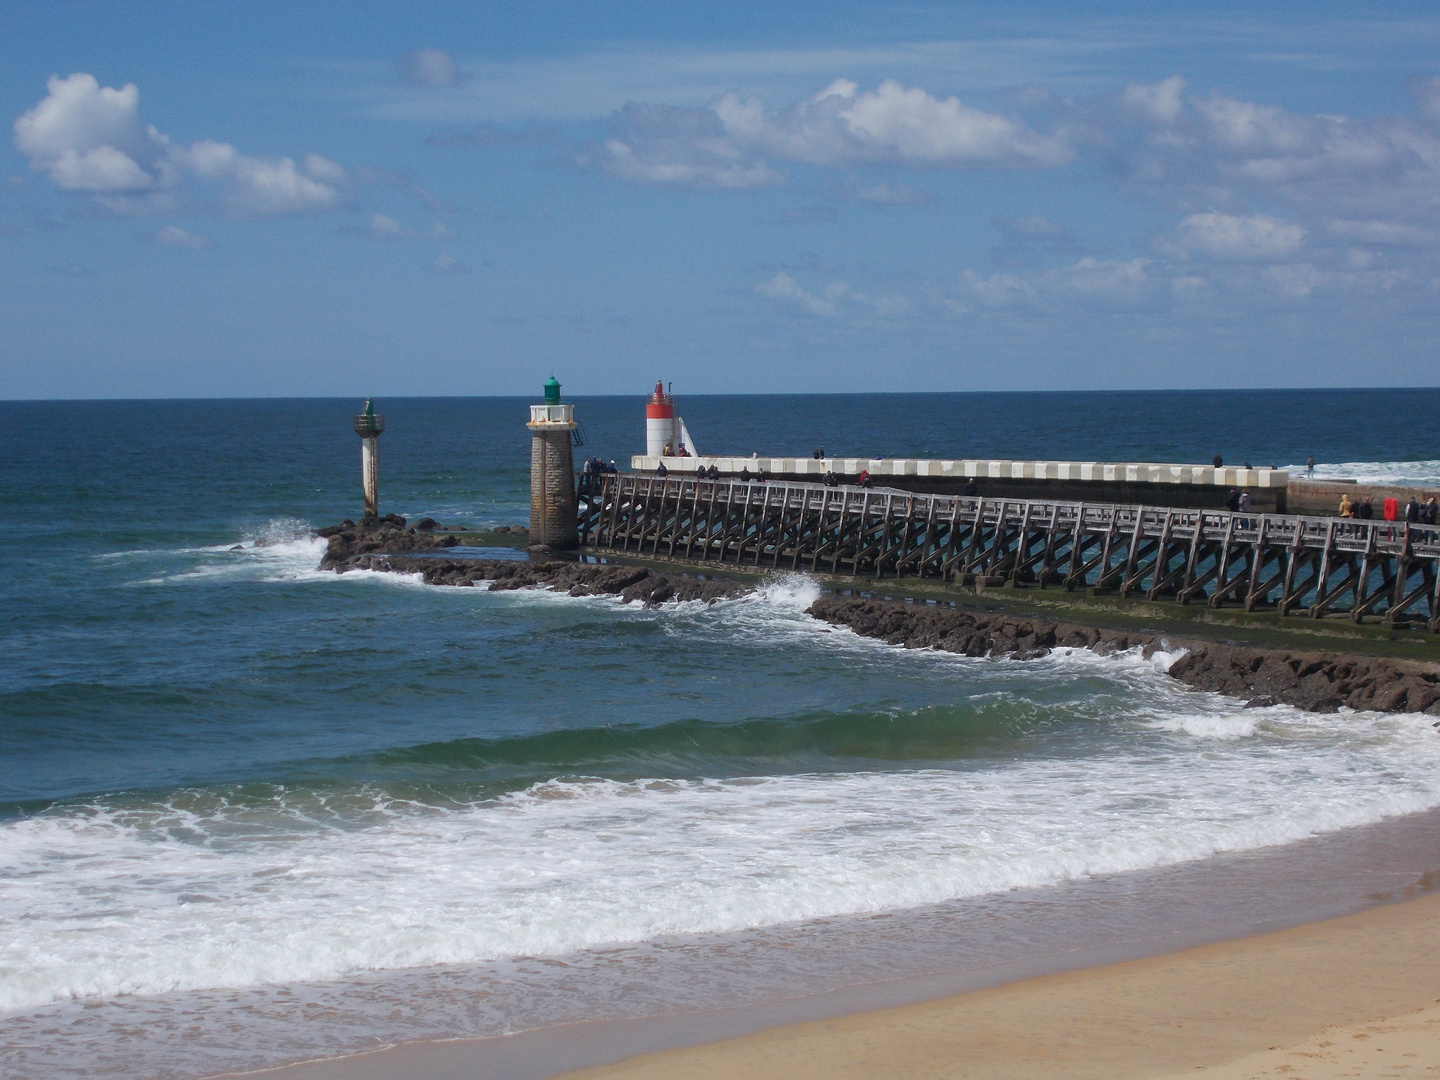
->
[3, 390, 1440, 1079]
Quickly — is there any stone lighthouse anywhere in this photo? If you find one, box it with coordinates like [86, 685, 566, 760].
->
[352, 398, 385, 520]
[527, 376, 579, 551]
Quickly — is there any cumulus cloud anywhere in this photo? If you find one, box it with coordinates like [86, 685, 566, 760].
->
[1171, 212, 1305, 261]
[13, 73, 348, 216]
[757, 271, 841, 315]
[14, 74, 170, 192]
[1121, 75, 1185, 126]
[951, 269, 1039, 309]
[755, 271, 918, 319]
[1110, 79, 1440, 225]
[582, 103, 785, 189]
[398, 50, 462, 88]
[585, 78, 1069, 188]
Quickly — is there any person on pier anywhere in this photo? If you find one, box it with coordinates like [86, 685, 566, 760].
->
[964, 478, 978, 498]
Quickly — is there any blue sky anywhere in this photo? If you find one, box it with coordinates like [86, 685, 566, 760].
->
[5, 1, 1440, 398]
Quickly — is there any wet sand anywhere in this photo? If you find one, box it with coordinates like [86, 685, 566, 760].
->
[555, 892, 1440, 1080]
[240, 888, 1440, 1080]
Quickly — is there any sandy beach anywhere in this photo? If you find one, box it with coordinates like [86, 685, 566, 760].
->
[253, 888, 1440, 1080]
[559, 891, 1440, 1080]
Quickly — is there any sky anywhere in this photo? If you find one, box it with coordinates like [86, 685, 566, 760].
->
[4, 1, 1440, 398]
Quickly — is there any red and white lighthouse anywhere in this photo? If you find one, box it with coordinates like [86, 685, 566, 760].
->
[644, 380, 701, 459]
[646, 380, 676, 457]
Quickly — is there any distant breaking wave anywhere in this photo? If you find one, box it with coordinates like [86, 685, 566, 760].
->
[1290, 459, 1440, 486]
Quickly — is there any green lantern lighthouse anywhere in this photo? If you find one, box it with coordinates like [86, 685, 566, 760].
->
[527, 376, 579, 550]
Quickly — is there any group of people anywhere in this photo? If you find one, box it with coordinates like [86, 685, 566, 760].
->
[1339, 493, 1438, 525]
[580, 456, 618, 477]
[819, 468, 873, 488]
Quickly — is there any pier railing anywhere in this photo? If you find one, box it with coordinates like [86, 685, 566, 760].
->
[576, 473, 1440, 630]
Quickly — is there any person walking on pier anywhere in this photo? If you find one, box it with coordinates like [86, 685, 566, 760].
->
[1406, 497, 1422, 524]
[1225, 489, 1241, 513]
[1359, 495, 1374, 520]
[964, 478, 978, 498]
[1237, 491, 1252, 529]
[1338, 493, 1354, 519]
[1307, 455, 1316, 478]
[1425, 497, 1438, 525]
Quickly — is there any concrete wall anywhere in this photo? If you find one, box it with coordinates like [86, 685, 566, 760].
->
[1288, 478, 1440, 517]
[632, 456, 1289, 512]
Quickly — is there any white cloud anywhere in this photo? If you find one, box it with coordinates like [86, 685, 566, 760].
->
[587, 78, 1069, 188]
[13, 74, 170, 192]
[756, 271, 842, 315]
[1121, 75, 1185, 126]
[149, 225, 211, 248]
[398, 49, 462, 88]
[952, 269, 1039, 308]
[366, 212, 453, 239]
[1059, 256, 1154, 303]
[1173, 212, 1305, 261]
[13, 73, 347, 217]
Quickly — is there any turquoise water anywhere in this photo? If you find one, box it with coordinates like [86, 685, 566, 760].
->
[2, 391, 1439, 1078]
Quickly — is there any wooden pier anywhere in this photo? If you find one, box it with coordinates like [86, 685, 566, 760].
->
[576, 473, 1440, 630]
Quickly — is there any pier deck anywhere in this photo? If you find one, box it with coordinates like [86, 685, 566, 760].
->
[577, 474, 1440, 630]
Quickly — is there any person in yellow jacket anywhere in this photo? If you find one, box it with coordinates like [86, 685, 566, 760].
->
[1338, 493, 1354, 518]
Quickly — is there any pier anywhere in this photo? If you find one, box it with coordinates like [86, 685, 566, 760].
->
[576, 473, 1440, 630]
[633, 454, 1291, 511]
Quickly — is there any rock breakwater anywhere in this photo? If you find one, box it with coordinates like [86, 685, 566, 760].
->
[318, 520, 744, 605]
[316, 520, 1440, 715]
[807, 596, 1440, 716]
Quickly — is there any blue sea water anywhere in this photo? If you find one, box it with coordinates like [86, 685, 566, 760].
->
[2, 390, 1440, 1079]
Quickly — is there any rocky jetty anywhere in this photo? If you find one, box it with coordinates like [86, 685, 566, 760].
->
[316, 516, 463, 570]
[316, 520, 1439, 715]
[317, 519, 743, 605]
[807, 596, 1440, 715]
[389, 558, 743, 605]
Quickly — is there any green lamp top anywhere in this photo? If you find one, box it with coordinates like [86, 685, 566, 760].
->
[543, 375, 561, 404]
